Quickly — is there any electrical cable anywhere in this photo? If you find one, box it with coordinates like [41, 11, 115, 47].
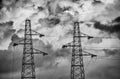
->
[83, 47, 120, 50]
[40, 35, 118, 39]
[32, 30, 118, 39]
[84, 58, 93, 71]
[95, 57, 120, 60]
[12, 46, 15, 79]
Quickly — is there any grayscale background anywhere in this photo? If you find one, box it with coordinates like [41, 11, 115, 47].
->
[0, 0, 120, 79]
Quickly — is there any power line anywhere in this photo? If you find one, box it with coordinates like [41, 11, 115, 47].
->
[95, 57, 120, 60]
[32, 33, 118, 39]
[84, 58, 93, 71]
[83, 47, 120, 49]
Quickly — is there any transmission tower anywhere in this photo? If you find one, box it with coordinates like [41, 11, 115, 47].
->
[13, 19, 48, 79]
[62, 22, 97, 79]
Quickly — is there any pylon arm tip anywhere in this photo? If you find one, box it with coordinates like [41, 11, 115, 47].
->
[33, 52, 48, 56]
[13, 43, 24, 46]
[82, 54, 97, 58]
[62, 45, 68, 48]
[43, 53, 48, 56]
[91, 54, 97, 58]
[33, 48, 48, 56]
[13, 43, 18, 46]
[39, 34, 45, 37]
[31, 30, 45, 37]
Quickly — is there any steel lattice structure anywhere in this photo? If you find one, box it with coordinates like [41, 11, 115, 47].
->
[21, 19, 35, 79]
[62, 22, 96, 79]
[71, 22, 85, 79]
[13, 19, 48, 79]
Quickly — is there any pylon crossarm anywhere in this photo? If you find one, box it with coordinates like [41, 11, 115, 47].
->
[80, 32, 115, 39]
[80, 32, 94, 39]
[31, 30, 45, 37]
[76, 35, 93, 39]
[12, 42, 24, 47]
[12, 38, 25, 47]
[13, 42, 24, 47]
[16, 29, 45, 37]
[33, 48, 48, 56]
[83, 50, 97, 58]
[80, 32, 90, 36]
[82, 54, 94, 56]
[88, 36, 115, 39]
[62, 41, 73, 48]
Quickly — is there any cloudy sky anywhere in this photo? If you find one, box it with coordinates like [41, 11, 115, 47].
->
[0, 0, 120, 79]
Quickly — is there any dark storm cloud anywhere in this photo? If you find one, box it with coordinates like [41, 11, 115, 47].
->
[94, 21, 120, 33]
[4, 29, 16, 38]
[0, 21, 13, 28]
[48, 18, 60, 25]
[0, 21, 15, 44]
[114, 16, 120, 22]
[11, 34, 20, 41]
[0, 21, 14, 33]
[1, 0, 19, 11]
[93, 19, 120, 38]
[92, 0, 120, 37]
[103, 49, 120, 56]
[0, 0, 3, 10]
[39, 17, 61, 28]
[0, 0, 32, 11]
[92, 0, 102, 5]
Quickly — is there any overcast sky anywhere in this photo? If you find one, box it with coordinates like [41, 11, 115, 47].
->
[0, 0, 120, 79]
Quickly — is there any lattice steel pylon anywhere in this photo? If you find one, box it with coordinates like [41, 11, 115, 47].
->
[13, 19, 48, 79]
[71, 22, 85, 79]
[62, 22, 97, 79]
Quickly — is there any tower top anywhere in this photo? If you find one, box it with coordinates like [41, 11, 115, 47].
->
[25, 18, 31, 21]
